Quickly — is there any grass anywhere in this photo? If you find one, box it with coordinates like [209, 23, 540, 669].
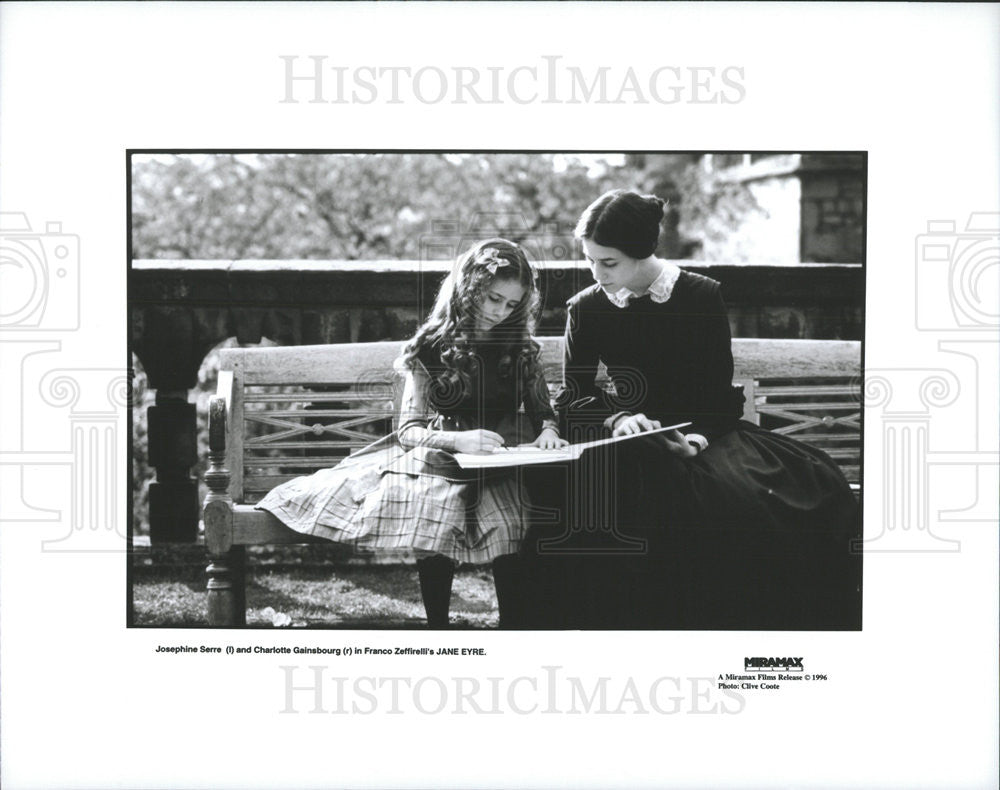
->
[131, 564, 501, 629]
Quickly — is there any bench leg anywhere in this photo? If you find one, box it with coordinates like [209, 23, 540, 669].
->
[207, 547, 246, 626]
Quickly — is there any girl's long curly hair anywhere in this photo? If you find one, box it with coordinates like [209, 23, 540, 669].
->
[398, 238, 542, 402]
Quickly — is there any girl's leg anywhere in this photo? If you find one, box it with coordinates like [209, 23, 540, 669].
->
[491, 553, 527, 629]
[416, 554, 455, 628]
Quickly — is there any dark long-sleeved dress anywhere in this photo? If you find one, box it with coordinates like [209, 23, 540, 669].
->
[521, 270, 861, 629]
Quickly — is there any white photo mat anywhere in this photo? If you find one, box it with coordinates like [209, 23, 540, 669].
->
[0, 3, 997, 789]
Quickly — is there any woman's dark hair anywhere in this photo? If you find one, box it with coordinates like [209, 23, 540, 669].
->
[398, 238, 542, 396]
[573, 189, 666, 259]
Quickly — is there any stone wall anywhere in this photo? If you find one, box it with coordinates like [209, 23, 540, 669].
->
[800, 169, 865, 263]
[697, 153, 865, 264]
[698, 173, 803, 264]
[132, 259, 863, 361]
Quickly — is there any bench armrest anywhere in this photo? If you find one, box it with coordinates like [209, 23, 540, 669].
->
[204, 376, 234, 555]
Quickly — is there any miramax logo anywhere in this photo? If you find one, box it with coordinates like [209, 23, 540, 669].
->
[744, 657, 803, 672]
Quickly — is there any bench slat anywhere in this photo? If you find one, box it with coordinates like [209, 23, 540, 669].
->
[230, 506, 329, 544]
[220, 338, 860, 383]
[757, 402, 859, 411]
[246, 408, 393, 418]
[756, 385, 858, 397]
[245, 440, 383, 450]
[244, 392, 394, 403]
[244, 474, 305, 491]
[780, 433, 859, 443]
[814, 448, 860, 459]
[245, 456, 353, 467]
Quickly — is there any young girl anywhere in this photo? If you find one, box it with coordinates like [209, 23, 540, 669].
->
[256, 239, 566, 628]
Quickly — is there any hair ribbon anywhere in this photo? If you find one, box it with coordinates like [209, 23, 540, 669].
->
[473, 248, 512, 275]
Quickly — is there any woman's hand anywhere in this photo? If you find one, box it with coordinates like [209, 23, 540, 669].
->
[658, 429, 700, 458]
[526, 427, 569, 450]
[611, 413, 661, 437]
[453, 429, 506, 455]
[611, 417, 699, 458]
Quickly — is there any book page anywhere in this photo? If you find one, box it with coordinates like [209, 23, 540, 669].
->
[453, 422, 692, 468]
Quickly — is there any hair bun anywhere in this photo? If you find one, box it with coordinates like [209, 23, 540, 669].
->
[576, 189, 664, 259]
[641, 193, 666, 220]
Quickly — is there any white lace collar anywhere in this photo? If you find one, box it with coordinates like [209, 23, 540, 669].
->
[604, 262, 681, 309]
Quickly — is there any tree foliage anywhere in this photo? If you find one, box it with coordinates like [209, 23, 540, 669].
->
[131, 153, 652, 261]
[132, 151, 768, 265]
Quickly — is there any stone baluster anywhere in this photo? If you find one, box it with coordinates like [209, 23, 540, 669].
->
[132, 307, 217, 543]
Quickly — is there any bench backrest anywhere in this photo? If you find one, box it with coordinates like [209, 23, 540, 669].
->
[220, 337, 861, 502]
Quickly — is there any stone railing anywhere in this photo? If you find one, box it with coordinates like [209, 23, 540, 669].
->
[130, 259, 863, 542]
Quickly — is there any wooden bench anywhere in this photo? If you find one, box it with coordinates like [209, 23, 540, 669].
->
[202, 337, 861, 626]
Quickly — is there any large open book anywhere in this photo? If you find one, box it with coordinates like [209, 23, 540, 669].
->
[452, 422, 692, 469]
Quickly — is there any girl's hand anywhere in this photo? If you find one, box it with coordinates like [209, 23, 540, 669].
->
[611, 413, 661, 437]
[453, 429, 506, 455]
[658, 429, 700, 459]
[526, 427, 569, 450]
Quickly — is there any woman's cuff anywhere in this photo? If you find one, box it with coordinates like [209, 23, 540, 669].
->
[684, 433, 709, 453]
[603, 411, 632, 432]
[540, 419, 560, 437]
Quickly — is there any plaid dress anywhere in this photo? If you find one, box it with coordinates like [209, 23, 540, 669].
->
[256, 341, 556, 564]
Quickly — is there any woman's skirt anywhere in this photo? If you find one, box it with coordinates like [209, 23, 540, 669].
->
[256, 435, 527, 565]
[521, 420, 861, 630]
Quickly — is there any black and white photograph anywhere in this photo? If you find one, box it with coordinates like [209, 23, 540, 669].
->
[129, 151, 864, 631]
[1, 3, 997, 788]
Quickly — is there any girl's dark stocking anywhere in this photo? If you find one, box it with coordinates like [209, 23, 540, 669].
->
[492, 553, 527, 629]
[417, 554, 455, 628]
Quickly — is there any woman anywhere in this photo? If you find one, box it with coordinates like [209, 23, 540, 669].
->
[522, 190, 860, 630]
[257, 239, 566, 628]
